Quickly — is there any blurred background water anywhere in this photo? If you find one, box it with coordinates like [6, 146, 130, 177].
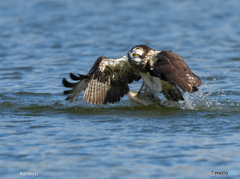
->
[0, 0, 240, 178]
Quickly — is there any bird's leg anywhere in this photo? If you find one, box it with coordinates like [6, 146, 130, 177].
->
[139, 83, 161, 105]
[138, 82, 147, 93]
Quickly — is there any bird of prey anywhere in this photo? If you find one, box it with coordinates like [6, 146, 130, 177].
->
[62, 45, 202, 105]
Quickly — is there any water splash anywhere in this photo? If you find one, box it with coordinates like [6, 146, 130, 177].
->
[180, 90, 220, 110]
[160, 89, 222, 110]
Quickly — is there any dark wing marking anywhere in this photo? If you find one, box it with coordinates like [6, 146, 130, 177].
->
[150, 51, 202, 93]
[63, 56, 141, 105]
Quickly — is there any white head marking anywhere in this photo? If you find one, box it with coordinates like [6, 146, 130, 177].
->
[129, 48, 144, 63]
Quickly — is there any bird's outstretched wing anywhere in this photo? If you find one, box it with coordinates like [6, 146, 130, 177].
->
[62, 56, 141, 105]
[150, 51, 202, 101]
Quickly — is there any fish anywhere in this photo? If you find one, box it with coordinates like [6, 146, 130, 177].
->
[128, 91, 160, 106]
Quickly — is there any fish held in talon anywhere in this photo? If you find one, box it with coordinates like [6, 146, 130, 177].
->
[62, 45, 202, 105]
[128, 91, 160, 106]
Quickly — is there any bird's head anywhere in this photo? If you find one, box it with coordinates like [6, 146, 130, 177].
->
[127, 45, 154, 71]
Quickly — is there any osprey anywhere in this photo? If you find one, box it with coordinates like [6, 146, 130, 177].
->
[62, 45, 202, 105]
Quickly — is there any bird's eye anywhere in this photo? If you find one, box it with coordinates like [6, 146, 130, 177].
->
[134, 54, 138, 57]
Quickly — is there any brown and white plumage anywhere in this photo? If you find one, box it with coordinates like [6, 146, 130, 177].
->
[127, 45, 202, 102]
[151, 51, 201, 93]
[62, 56, 141, 105]
[63, 45, 202, 105]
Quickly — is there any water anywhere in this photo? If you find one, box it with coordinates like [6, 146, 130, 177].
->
[1, 0, 240, 178]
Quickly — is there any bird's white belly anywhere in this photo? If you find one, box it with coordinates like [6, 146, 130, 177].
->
[140, 73, 162, 94]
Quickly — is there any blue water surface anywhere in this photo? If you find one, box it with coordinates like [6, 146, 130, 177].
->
[0, 0, 240, 178]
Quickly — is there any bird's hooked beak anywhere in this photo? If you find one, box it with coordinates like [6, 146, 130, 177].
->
[127, 53, 133, 62]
